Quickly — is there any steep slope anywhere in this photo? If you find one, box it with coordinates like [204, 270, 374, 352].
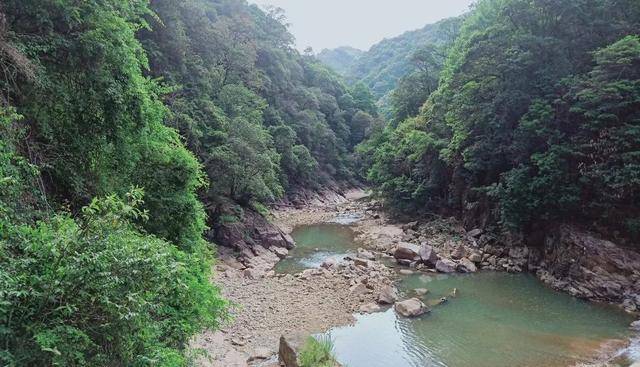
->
[361, 0, 640, 243]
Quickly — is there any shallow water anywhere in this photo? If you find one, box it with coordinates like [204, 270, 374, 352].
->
[274, 224, 358, 274]
[279, 224, 636, 367]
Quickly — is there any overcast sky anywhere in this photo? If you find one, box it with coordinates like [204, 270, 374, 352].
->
[252, 0, 476, 52]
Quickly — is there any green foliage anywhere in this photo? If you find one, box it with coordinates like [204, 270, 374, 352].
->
[0, 190, 225, 366]
[137, 0, 374, 222]
[3, 0, 207, 250]
[362, 0, 640, 239]
[298, 336, 338, 367]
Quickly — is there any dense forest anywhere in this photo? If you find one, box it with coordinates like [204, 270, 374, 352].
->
[357, 0, 640, 244]
[0, 0, 375, 365]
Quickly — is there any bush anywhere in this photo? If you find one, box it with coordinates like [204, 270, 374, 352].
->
[0, 190, 226, 366]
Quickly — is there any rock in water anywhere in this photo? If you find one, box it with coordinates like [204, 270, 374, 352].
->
[394, 242, 421, 261]
[419, 244, 440, 266]
[394, 298, 429, 317]
[414, 288, 429, 296]
[377, 285, 399, 304]
[435, 259, 457, 273]
[457, 258, 477, 273]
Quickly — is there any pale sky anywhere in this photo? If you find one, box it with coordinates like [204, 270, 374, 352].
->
[252, 0, 476, 51]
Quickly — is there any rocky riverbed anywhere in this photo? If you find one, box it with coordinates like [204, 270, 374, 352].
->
[192, 189, 640, 367]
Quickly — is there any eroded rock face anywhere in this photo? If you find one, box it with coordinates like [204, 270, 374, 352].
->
[394, 242, 421, 261]
[394, 298, 429, 317]
[213, 204, 295, 252]
[539, 225, 640, 310]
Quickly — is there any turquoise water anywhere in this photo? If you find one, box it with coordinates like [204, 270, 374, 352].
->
[280, 224, 636, 367]
[328, 272, 634, 367]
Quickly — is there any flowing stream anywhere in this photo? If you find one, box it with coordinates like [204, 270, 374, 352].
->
[277, 223, 637, 367]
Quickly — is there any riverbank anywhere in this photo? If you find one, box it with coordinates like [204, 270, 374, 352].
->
[192, 189, 399, 366]
[192, 189, 639, 367]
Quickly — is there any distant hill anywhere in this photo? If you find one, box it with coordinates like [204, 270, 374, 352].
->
[317, 46, 364, 76]
[318, 16, 464, 99]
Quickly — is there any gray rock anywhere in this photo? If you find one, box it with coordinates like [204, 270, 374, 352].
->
[321, 257, 337, 269]
[467, 228, 484, 238]
[279, 333, 305, 367]
[457, 258, 477, 273]
[359, 302, 381, 314]
[353, 258, 370, 268]
[435, 259, 457, 273]
[468, 252, 482, 263]
[394, 298, 429, 317]
[349, 282, 369, 296]
[631, 320, 640, 331]
[248, 347, 274, 362]
[414, 288, 429, 296]
[243, 267, 265, 279]
[399, 269, 414, 275]
[377, 285, 399, 304]
[419, 244, 440, 266]
[272, 246, 289, 259]
[451, 245, 467, 260]
[394, 242, 421, 261]
[357, 248, 376, 260]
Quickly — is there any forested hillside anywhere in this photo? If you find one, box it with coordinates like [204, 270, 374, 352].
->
[0, 0, 374, 365]
[359, 0, 640, 243]
[318, 17, 463, 102]
[317, 46, 364, 76]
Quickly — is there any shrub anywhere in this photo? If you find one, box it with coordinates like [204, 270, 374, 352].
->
[0, 190, 226, 366]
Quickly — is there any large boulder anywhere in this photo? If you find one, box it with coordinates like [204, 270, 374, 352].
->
[394, 242, 421, 261]
[394, 298, 429, 317]
[377, 285, 399, 304]
[435, 259, 457, 273]
[419, 244, 440, 266]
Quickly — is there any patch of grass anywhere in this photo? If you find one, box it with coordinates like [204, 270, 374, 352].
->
[298, 336, 339, 367]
